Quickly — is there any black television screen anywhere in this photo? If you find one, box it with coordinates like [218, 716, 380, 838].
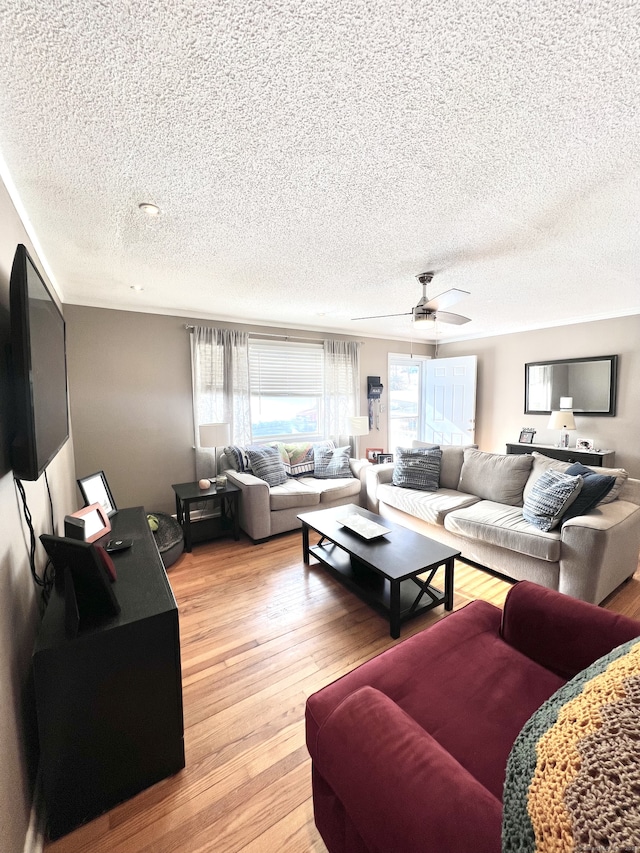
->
[10, 244, 69, 481]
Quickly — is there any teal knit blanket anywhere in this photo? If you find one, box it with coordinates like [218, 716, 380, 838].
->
[502, 638, 640, 853]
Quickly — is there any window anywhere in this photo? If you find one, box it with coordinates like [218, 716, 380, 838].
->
[387, 354, 429, 452]
[249, 340, 324, 441]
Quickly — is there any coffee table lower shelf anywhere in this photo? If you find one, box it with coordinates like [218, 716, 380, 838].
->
[308, 540, 452, 638]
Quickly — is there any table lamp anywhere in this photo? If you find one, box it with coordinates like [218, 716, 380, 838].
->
[548, 410, 576, 448]
[348, 416, 370, 458]
[198, 423, 231, 488]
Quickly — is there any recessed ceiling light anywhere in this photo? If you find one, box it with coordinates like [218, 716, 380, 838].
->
[130, 285, 144, 291]
[138, 202, 160, 216]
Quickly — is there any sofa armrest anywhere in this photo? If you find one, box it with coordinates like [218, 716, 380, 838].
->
[225, 470, 271, 541]
[501, 581, 640, 680]
[365, 462, 394, 512]
[349, 458, 371, 507]
[314, 686, 502, 853]
[558, 499, 640, 603]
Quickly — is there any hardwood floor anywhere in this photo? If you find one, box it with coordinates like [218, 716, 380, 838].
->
[45, 531, 640, 853]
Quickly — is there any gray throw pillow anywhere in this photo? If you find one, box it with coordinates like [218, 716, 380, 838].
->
[223, 445, 253, 473]
[314, 445, 353, 479]
[392, 447, 442, 491]
[523, 469, 583, 531]
[245, 445, 287, 487]
[459, 449, 533, 506]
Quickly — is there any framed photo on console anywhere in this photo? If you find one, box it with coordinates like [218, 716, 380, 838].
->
[366, 447, 384, 462]
[576, 438, 595, 451]
[518, 428, 537, 444]
[77, 470, 118, 518]
[376, 453, 394, 464]
[65, 503, 111, 543]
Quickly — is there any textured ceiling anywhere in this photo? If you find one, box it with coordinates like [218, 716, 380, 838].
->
[0, 0, 639, 342]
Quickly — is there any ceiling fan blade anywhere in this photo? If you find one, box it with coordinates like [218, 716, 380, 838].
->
[423, 288, 470, 312]
[434, 311, 472, 326]
[351, 312, 412, 320]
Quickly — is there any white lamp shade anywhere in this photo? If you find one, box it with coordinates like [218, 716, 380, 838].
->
[347, 416, 369, 436]
[548, 411, 576, 430]
[199, 423, 231, 447]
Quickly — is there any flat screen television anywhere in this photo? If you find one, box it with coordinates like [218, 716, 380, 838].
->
[10, 244, 69, 481]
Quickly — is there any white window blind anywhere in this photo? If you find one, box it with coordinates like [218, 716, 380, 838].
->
[249, 339, 324, 396]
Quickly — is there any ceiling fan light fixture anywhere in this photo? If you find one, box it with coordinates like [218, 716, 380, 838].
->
[412, 308, 435, 323]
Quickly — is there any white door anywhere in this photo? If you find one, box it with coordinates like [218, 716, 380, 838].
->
[424, 356, 477, 445]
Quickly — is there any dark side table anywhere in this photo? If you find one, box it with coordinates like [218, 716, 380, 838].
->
[172, 481, 240, 552]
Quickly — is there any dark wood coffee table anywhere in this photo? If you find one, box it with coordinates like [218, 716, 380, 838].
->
[298, 504, 460, 638]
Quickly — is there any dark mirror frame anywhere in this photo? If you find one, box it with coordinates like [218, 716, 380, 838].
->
[524, 355, 618, 416]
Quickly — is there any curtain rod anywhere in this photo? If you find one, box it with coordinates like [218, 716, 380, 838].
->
[184, 324, 364, 345]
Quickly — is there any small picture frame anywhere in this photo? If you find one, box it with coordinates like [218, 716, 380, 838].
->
[576, 438, 595, 451]
[518, 428, 537, 444]
[376, 453, 394, 464]
[65, 503, 112, 543]
[77, 470, 118, 518]
[366, 447, 384, 462]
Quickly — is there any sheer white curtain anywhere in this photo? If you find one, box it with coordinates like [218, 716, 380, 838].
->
[323, 339, 361, 447]
[191, 326, 252, 479]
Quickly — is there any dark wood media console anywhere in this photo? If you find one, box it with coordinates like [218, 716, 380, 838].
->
[32, 506, 185, 840]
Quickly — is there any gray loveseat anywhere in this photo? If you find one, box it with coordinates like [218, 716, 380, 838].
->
[220, 441, 369, 542]
[366, 444, 640, 604]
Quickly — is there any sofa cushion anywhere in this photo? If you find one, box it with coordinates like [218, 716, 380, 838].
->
[314, 445, 353, 479]
[378, 484, 481, 526]
[594, 465, 629, 504]
[522, 452, 572, 502]
[560, 463, 616, 524]
[458, 449, 533, 506]
[298, 476, 361, 503]
[392, 447, 442, 491]
[269, 478, 321, 510]
[444, 501, 562, 561]
[522, 470, 584, 531]
[245, 445, 288, 487]
[412, 442, 477, 490]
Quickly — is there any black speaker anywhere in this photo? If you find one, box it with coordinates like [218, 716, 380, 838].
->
[64, 515, 85, 541]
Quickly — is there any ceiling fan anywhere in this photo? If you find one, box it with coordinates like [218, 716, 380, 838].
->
[352, 272, 471, 326]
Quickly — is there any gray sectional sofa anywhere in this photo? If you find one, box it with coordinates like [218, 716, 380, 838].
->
[220, 441, 369, 542]
[366, 444, 640, 604]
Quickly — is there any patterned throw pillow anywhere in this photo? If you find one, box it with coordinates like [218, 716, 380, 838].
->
[245, 445, 288, 487]
[280, 440, 335, 477]
[560, 463, 616, 525]
[392, 447, 442, 491]
[313, 445, 353, 479]
[223, 445, 252, 473]
[523, 469, 583, 531]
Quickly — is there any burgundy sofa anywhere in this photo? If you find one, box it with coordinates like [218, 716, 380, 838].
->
[305, 581, 640, 853]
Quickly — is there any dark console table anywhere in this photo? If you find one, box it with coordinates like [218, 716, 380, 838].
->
[506, 443, 615, 467]
[32, 506, 185, 840]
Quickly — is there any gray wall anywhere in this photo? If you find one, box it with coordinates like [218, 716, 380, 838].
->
[65, 306, 432, 514]
[0, 181, 77, 852]
[441, 315, 640, 477]
[66, 306, 640, 522]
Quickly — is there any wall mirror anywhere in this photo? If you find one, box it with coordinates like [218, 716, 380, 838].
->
[524, 355, 618, 416]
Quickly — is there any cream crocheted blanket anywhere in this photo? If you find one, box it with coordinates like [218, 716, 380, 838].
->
[502, 638, 640, 853]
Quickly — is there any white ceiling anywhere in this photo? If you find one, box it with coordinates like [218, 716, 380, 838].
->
[0, 0, 639, 342]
